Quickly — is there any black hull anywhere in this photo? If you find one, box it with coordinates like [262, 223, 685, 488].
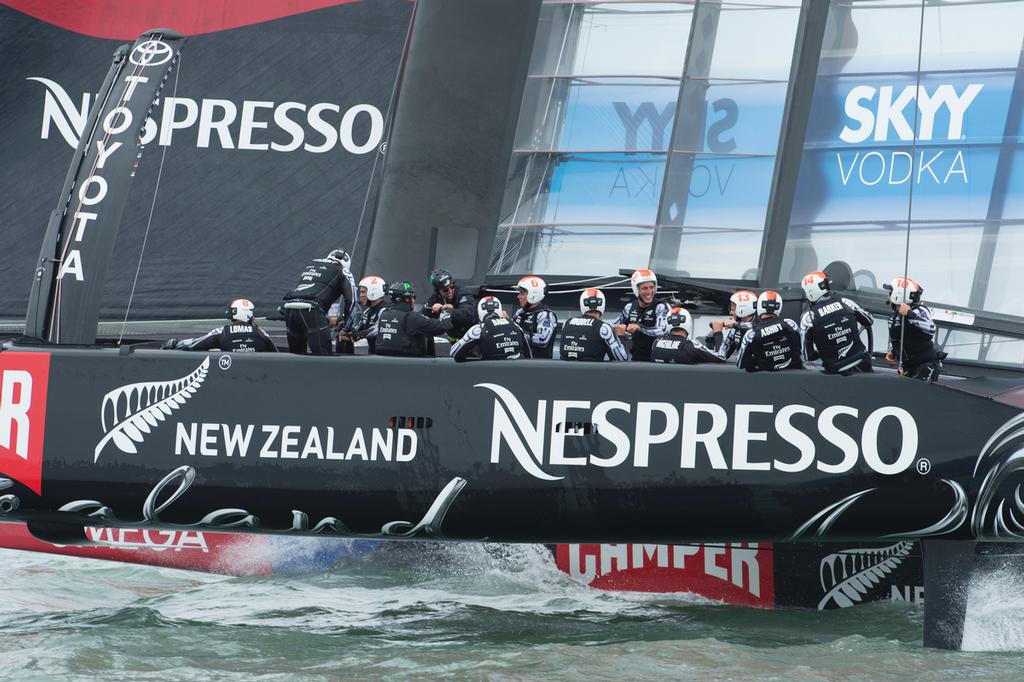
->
[2, 345, 1022, 546]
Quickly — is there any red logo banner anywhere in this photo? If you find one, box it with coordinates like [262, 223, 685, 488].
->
[0, 352, 50, 494]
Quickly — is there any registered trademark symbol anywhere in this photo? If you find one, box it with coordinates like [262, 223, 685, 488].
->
[916, 458, 931, 475]
[218, 355, 232, 371]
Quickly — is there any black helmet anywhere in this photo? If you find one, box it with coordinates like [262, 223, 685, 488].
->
[430, 269, 455, 290]
[387, 281, 417, 303]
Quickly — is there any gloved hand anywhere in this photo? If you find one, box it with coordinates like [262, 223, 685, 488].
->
[161, 338, 179, 350]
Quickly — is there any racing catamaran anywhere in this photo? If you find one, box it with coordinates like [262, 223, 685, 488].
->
[3, 25, 1024, 652]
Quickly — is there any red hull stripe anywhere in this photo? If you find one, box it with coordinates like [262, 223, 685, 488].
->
[2, 0, 363, 40]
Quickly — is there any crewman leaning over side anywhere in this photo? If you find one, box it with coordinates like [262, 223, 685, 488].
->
[374, 281, 452, 357]
[709, 290, 757, 360]
[560, 288, 628, 362]
[165, 298, 277, 353]
[736, 290, 803, 372]
[884, 276, 941, 382]
[336, 275, 388, 354]
[512, 275, 558, 359]
[799, 271, 874, 375]
[450, 296, 530, 362]
[649, 307, 726, 365]
[614, 268, 669, 361]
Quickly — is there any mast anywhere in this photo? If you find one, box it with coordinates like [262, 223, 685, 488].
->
[24, 29, 186, 344]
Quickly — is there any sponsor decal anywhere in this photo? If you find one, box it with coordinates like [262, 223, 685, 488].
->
[837, 83, 982, 188]
[556, 542, 773, 607]
[84, 526, 209, 552]
[94, 358, 210, 462]
[29, 77, 385, 155]
[817, 541, 913, 609]
[172, 422, 419, 462]
[0, 352, 50, 494]
[970, 412, 1024, 538]
[476, 383, 920, 481]
[28, 465, 468, 540]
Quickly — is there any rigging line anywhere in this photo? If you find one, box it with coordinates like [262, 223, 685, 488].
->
[50, 46, 149, 342]
[897, 0, 928, 375]
[118, 49, 181, 346]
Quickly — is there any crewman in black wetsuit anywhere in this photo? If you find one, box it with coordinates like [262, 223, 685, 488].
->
[884, 276, 941, 381]
[708, 290, 757, 360]
[374, 281, 452, 357]
[614, 269, 669, 361]
[422, 269, 477, 342]
[450, 296, 530, 362]
[512, 275, 558, 358]
[560, 288, 628, 362]
[799, 271, 874, 375]
[336, 275, 388, 354]
[736, 291, 803, 372]
[281, 249, 356, 356]
[650, 307, 726, 365]
[166, 299, 277, 352]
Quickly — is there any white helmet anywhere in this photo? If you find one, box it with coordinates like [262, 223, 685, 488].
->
[359, 275, 386, 302]
[228, 298, 254, 324]
[757, 290, 783, 316]
[630, 268, 657, 297]
[517, 276, 546, 305]
[730, 290, 757, 319]
[478, 295, 502, 321]
[579, 288, 606, 315]
[886, 277, 923, 306]
[801, 271, 831, 303]
[326, 249, 351, 270]
[666, 307, 694, 338]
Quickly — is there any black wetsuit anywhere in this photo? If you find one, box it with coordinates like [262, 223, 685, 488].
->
[350, 301, 387, 354]
[559, 315, 629, 362]
[736, 316, 803, 372]
[422, 287, 476, 341]
[375, 301, 452, 357]
[450, 316, 530, 362]
[513, 303, 558, 359]
[175, 323, 277, 353]
[889, 305, 940, 381]
[282, 258, 355, 356]
[616, 300, 670, 361]
[649, 334, 725, 364]
[800, 295, 874, 374]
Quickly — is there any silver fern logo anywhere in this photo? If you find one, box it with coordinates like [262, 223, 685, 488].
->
[817, 541, 913, 609]
[94, 358, 210, 462]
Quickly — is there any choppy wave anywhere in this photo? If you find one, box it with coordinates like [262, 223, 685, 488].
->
[1, 543, 1023, 681]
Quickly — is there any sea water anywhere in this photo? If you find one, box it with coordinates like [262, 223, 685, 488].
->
[1, 542, 1023, 680]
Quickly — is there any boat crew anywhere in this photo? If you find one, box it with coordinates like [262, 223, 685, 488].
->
[374, 281, 452, 357]
[281, 248, 356, 356]
[450, 296, 530, 362]
[614, 269, 669, 361]
[650, 307, 725, 365]
[512, 275, 558, 358]
[422, 268, 477, 341]
[884, 276, 941, 381]
[336, 275, 388, 354]
[560, 288, 629, 362]
[709, 290, 757, 359]
[736, 291, 803, 372]
[166, 298, 277, 352]
[799, 271, 874, 374]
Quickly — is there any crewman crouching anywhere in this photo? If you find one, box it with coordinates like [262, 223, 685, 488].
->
[336, 275, 388, 354]
[374, 281, 452, 357]
[450, 296, 530, 362]
[884, 276, 941, 381]
[736, 291, 803, 371]
[165, 299, 277, 352]
[560, 288, 628, 362]
[650, 307, 726, 364]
